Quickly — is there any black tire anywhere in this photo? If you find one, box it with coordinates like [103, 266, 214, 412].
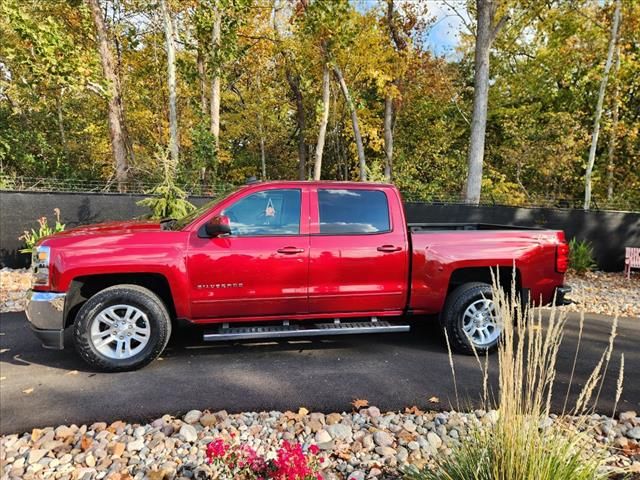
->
[73, 284, 171, 372]
[440, 282, 500, 355]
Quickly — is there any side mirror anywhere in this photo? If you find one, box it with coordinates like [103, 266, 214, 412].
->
[204, 215, 231, 237]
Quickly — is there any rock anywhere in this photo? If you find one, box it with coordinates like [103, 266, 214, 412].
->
[485, 410, 499, 424]
[407, 441, 420, 451]
[347, 471, 365, 480]
[326, 413, 343, 425]
[315, 430, 332, 444]
[326, 423, 352, 441]
[127, 438, 145, 452]
[184, 410, 202, 425]
[374, 431, 394, 447]
[362, 434, 375, 451]
[55, 425, 75, 440]
[366, 407, 381, 418]
[179, 424, 198, 442]
[199, 413, 217, 428]
[375, 446, 396, 457]
[620, 411, 637, 422]
[112, 442, 125, 458]
[85, 453, 96, 467]
[427, 432, 442, 450]
[627, 426, 640, 440]
[28, 449, 47, 464]
[396, 446, 409, 462]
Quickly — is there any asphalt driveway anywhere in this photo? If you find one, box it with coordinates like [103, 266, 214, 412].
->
[1, 310, 638, 434]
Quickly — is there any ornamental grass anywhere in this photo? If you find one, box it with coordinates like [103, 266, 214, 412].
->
[405, 274, 623, 480]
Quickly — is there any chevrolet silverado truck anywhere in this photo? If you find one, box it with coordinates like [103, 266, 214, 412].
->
[26, 181, 571, 371]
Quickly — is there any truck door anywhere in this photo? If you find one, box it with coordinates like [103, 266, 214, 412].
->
[308, 187, 409, 315]
[187, 187, 310, 319]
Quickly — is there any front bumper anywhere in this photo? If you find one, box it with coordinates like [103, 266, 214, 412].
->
[26, 291, 66, 350]
[554, 285, 572, 306]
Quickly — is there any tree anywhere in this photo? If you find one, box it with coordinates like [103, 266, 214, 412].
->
[85, 0, 129, 191]
[210, 3, 221, 143]
[160, 0, 180, 165]
[584, 0, 622, 210]
[464, 0, 508, 204]
[314, 61, 330, 180]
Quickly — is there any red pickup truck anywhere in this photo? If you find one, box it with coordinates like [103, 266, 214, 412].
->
[26, 181, 570, 371]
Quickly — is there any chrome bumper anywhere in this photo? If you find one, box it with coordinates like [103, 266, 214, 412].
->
[26, 291, 66, 349]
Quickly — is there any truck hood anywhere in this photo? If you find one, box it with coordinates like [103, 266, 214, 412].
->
[50, 220, 162, 238]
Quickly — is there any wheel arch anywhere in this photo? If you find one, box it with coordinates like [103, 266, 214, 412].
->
[446, 266, 522, 299]
[64, 273, 176, 328]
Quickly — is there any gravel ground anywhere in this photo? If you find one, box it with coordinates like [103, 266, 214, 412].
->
[2, 268, 638, 318]
[564, 271, 640, 318]
[1, 408, 639, 480]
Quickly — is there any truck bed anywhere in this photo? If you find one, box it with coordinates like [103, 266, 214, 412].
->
[409, 223, 540, 232]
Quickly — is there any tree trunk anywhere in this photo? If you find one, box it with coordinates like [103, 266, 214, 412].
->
[314, 63, 331, 181]
[584, 0, 621, 210]
[210, 6, 221, 143]
[258, 118, 266, 179]
[85, 0, 128, 191]
[464, 0, 494, 204]
[160, 0, 179, 166]
[383, 94, 394, 181]
[286, 72, 307, 180]
[333, 64, 366, 181]
[197, 47, 207, 115]
[607, 43, 621, 202]
[55, 93, 67, 150]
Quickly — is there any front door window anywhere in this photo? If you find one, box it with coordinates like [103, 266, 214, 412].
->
[222, 189, 301, 236]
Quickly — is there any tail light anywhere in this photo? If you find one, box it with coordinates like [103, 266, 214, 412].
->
[556, 242, 569, 273]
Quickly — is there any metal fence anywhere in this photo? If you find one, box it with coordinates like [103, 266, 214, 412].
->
[0, 175, 637, 212]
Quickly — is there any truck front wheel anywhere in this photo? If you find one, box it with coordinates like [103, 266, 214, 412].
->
[73, 284, 172, 371]
[441, 282, 501, 355]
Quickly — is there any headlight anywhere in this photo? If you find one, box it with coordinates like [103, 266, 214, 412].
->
[32, 245, 51, 287]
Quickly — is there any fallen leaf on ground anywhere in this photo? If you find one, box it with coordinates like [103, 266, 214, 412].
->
[0, 348, 9, 354]
[66, 370, 79, 375]
[428, 396, 440, 403]
[298, 407, 309, 416]
[22, 387, 34, 394]
[351, 398, 369, 409]
[81, 435, 93, 451]
[405, 406, 425, 415]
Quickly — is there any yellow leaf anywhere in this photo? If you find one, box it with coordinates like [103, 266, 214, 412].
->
[23, 387, 34, 394]
[428, 396, 440, 403]
[351, 398, 369, 409]
[298, 407, 309, 416]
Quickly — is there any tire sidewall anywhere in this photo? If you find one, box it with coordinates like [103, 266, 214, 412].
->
[444, 283, 500, 354]
[74, 286, 170, 371]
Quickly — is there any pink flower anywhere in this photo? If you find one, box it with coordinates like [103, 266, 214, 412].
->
[308, 445, 319, 455]
[206, 439, 229, 463]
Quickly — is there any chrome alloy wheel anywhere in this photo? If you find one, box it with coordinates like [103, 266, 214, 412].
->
[461, 298, 501, 347]
[89, 305, 151, 359]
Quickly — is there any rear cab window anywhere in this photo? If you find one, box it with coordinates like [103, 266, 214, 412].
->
[317, 189, 390, 234]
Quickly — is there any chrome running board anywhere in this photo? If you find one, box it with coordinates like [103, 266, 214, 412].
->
[203, 319, 410, 342]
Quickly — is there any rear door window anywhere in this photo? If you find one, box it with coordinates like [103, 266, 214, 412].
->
[317, 189, 390, 234]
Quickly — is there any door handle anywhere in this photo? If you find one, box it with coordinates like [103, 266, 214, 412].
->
[377, 245, 402, 252]
[277, 246, 305, 254]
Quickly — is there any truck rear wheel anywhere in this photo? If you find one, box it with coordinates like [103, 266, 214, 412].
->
[73, 284, 171, 372]
[441, 282, 501, 355]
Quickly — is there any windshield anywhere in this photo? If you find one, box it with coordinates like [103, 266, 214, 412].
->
[169, 187, 241, 230]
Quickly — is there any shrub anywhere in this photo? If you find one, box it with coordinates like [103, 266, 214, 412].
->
[403, 276, 622, 480]
[206, 437, 322, 480]
[18, 208, 65, 253]
[137, 147, 195, 220]
[569, 238, 597, 274]
[137, 177, 195, 220]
